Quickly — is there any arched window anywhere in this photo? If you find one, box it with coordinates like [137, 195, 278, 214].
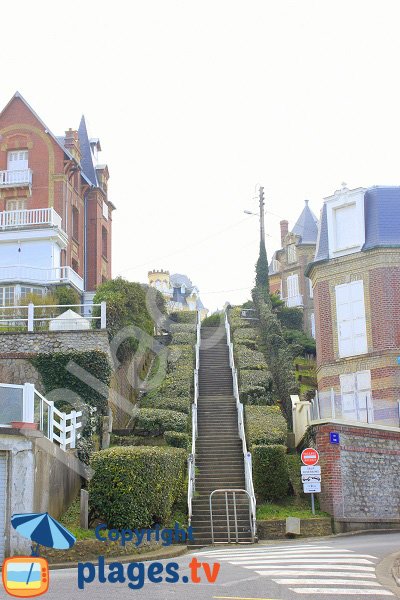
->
[72, 206, 79, 241]
[102, 226, 108, 258]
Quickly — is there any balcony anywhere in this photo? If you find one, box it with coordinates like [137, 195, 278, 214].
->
[0, 265, 84, 292]
[285, 294, 303, 307]
[0, 169, 32, 189]
[0, 208, 62, 230]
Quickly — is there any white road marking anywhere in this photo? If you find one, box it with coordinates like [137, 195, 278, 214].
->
[253, 565, 376, 572]
[231, 558, 374, 565]
[290, 587, 393, 595]
[274, 579, 382, 586]
[254, 570, 377, 578]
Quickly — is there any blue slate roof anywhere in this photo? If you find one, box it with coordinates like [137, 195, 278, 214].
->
[291, 200, 319, 244]
[78, 116, 98, 187]
[312, 186, 400, 267]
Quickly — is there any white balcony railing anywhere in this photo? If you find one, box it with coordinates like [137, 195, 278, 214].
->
[285, 294, 303, 307]
[0, 208, 62, 230]
[0, 301, 106, 332]
[0, 169, 32, 188]
[0, 265, 84, 292]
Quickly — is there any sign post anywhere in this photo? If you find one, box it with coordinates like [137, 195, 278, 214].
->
[301, 448, 320, 515]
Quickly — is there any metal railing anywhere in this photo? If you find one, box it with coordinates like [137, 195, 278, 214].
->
[0, 208, 62, 230]
[0, 265, 84, 292]
[224, 311, 257, 540]
[188, 310, 201, 525]
[0, 302, 107, 332]
[209, 489, 255, 544]
[0, 169, 32, 188]
[309, 389, 400, 428]
[0, 383, 82, 451]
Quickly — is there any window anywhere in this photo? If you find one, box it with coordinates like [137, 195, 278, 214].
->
[287, 244, 297, 263]
[310, 313, 315, 338]
[0, 287, 15, 307]
[272, 259, 280, 273]
[102, 201, 108, 220]
[334, 204, 357, 251]
[72, 258, 79, 274]
[286, 274, 299, 298]
[308, 278, 314, 299]
[102, 226, 108, 258]
[335, 280, 367, 358]
[6, 199, 27, 212]
[7, 150, 28, 171]
[340, 370, 373, 422]
[72, 206, 79, 241]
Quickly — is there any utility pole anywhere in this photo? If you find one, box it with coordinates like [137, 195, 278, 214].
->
[259, 186, 265, 245]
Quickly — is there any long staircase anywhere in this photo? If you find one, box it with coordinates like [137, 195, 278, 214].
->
[189, 323, 255, 546]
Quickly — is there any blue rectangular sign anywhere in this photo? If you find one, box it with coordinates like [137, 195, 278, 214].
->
[330, 432, 340, 444]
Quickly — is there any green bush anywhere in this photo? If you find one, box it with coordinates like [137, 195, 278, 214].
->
[167, 345, 194, 373]
[201, 313, 223, 327]
[140, 395, 190, 414]
[240, 369, 273, 392]
[53, 285, 81, 309]
[89, 446, 186, 528]
[286, 454, 305, 497]
[246, 405, 287, 446]
[275, 306, 303, 331]
[283, 329, 316, 356]
[169, 311, 197, 324]
[236, 347, 268, 371]
[134, 408, 187, 435]
[169, 323, 196, 335]
[164, 430, 189, 449]
[170, 331, 196, 345]
[252, 444, 290, 501]
[229, 306, 253, 332]
[240, 385, 273, 406]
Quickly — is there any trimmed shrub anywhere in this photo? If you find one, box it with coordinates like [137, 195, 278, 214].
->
[275, 306, 303, 331]
[283, 329, 316, 356]
[164, 430, 189, 449]
[252, 444, 290, 501]
[170, 331, 196, 345]
[236, 347, 268, 371]
[201, 313, 223, 327]
[89, 446, 186, 528]
[134, 408, 187, 435]
[140, 396, 190, 414]
[169, 323, 197, 335]
[286, 454, 305, 498]
[240, 369, 273, 392]
[167, 345, 194, 373]
[229, 306, 253, 332]
[169, 311, 197, 324]
[240, 385, 273, 406]
[246, 405, 287, 446]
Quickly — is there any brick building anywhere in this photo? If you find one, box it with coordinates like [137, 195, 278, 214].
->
[0, 92, 115, 306]
[269, 200, 318, 337]
[306, 185, 400, 426]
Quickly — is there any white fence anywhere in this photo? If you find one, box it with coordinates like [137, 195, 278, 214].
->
[225, 311, 257, 540]
[0, 169, 32, 188]
[0, 383, 82, 451]
[0, 302, 106, 332]
[188, 311, 201, 526]
[0, 265, 84, 292]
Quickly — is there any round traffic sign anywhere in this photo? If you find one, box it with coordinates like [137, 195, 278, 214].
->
[301, 447, 319, 466]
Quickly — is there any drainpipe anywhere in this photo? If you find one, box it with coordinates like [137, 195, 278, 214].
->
[84, 191, 88, 293]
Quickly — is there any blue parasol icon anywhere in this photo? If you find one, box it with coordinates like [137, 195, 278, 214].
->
[11, 512, 76, 555]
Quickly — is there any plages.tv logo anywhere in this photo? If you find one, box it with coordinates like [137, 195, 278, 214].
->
[2, 512, 76, 598]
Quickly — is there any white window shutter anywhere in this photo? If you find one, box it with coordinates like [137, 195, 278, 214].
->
[340, 373, 357, 419]
[336, 280, 367, 358]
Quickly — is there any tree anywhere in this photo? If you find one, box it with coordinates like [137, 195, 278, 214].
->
[255, 240, 269, 301]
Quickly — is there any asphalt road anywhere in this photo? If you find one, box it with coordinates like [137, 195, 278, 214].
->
[19, 532, 400, 600]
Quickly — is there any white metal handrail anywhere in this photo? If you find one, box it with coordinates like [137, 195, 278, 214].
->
[0, 169, 32, 188]
[224, 311, 257, 539]
[0, 265, 84, 292]
[0, 383, 82, 451]
[188, 310, 201, 525]
[0, 302, 107, 331]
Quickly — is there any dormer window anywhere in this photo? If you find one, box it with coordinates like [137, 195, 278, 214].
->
[326, 187, 366, 258]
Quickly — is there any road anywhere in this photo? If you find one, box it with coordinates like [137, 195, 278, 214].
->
[34, 533, 400, 599]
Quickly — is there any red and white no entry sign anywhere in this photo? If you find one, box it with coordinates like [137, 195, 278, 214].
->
[301, 447, 319, 466]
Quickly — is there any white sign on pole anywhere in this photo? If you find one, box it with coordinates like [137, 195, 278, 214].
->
[303, 481, 321, 494]
[302, 474, 321, 483]
[301, 465, 321, 476]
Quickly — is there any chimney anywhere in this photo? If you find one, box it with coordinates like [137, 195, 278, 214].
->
[280, 220, 289, 246]
[64, 128, 81, 163]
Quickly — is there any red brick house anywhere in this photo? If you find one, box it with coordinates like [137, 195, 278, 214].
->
[0, 92, 115, 306]
[306, 185, 400, 427]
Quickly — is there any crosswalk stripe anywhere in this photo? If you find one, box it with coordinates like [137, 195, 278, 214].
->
[253, 565, 376, 571]
[289, 587, 393, 595]
[231, 558, 374, 565]
[273, 579, 382, 586]
[217, 552, 376, 559]
[255, 570, 377, 578]
[196, 545, 330, 555]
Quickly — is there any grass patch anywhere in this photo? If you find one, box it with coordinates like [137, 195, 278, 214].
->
[59, 497, 97, 540]
[257, 497, 330, 520]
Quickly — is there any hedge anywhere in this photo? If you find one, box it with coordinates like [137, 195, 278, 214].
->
[286, 454, 305, 498]
[201, 313, 223, 327]
[229, 307, 253, 332]
[169, 323, 197, 335]
[236, 347, 268, 371]
[139, 395, 190, 414]
[134, 408, 187, 435]
[170, 331, 196, 345]
[89, 446, 186, 528]
[164, 431, 189, 449]
[169, 311, 197, 324]
[233, 327, 258, 342]
[240, 385, 273, 406]
[252, 444, 290, 501]
[167, 345, 194, 373]
[245, 405, 287, 446]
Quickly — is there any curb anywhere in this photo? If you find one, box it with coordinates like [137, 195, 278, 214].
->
[376, 551, 400, 598]
[48, 545, 189, 571]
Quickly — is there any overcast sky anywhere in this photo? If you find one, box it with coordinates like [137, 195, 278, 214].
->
[2, 0, 400, 311]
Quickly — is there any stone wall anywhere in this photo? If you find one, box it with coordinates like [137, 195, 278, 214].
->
[315, 421, 400, 532]
[257, 518, 332, 539]
[0, 330, 111, 357]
